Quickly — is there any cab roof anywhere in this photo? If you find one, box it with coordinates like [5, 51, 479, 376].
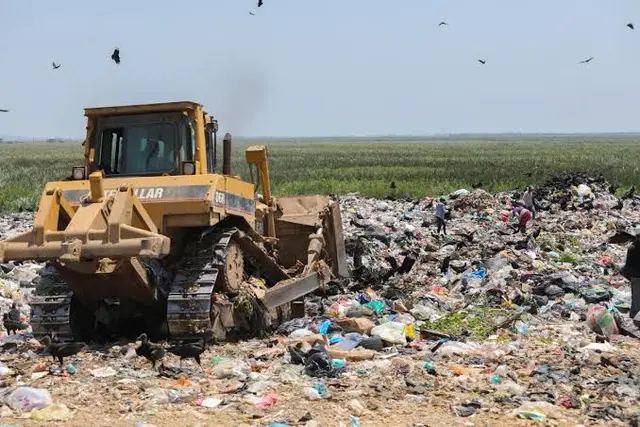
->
[84, 101, 204, 117]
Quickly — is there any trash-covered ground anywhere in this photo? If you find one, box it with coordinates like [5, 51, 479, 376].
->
[2, 173, 640, 426]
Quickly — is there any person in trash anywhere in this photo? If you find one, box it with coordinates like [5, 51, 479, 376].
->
[512, 205, 533, 233]
[522, 186, 536, 219]
[434, 197, 447, 236]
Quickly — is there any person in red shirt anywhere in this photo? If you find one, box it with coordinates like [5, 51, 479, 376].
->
[512, 206, 533, 233]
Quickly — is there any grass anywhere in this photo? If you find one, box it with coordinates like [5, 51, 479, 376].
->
[0, 137, 639, 212]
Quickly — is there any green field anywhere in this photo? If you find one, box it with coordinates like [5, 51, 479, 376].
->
[0, 137, 638, 212]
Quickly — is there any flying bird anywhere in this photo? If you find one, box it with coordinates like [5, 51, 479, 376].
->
[628, 23, 635, 30]
[111, 48, 120, 64]
[579, 57, 594, 64]
[477, 59, 486, 65]
[52, 62, 61, 70]
[258, 0, 263, 6]
[249, 11, 255, 15]
[0, 109, 8, 113]
[439, 21, 448, 27]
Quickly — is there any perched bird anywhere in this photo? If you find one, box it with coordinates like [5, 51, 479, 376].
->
[258, 0, 263, 7]
[136, 333, 166, 369]
[579, 57, 594, 64]
[40, 336, 86, 365]
[440, 255, 451, 273]
[628, 23, 634, 30]
[3, 313, 19, 334]
[111, 48, 120, 64]
[52, 62, 60, 69]
[0, 109, 9, 113]
[166, 335, 209, 369]
[439, 21, 448, 27]
[477, 59, 486, 65]
[3, 303, 27, 334]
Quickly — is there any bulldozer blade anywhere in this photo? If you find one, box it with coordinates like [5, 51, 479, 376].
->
[262, 263, 331, 310]
[274, 195, 350, 278]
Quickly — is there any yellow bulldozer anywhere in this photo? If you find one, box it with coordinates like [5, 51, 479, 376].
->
[0, 101, 349, 342]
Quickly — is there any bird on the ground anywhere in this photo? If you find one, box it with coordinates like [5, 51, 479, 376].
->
[472, 181, 482, 189]
[439, 21, 448, 27]
[3, 313, 20, 334]
[440, 255, 451, 273]
[111, 48, 120, 64]
[166, 335, 209, 370]
[579, 57, 594, 64]
[390, 181, 396, 190]
[3, 303, 27, 334]
[478, 59, 486, 65]
[628, 23, 634, 30]
[136, 333, 166, 369]
[40, 336, 86, 365]
[52, 62, 60, 70]
[0, 109, 9, 113]
[258, 0, 263, 7]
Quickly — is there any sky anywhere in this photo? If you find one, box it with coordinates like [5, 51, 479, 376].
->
[1, 1, 640, 138]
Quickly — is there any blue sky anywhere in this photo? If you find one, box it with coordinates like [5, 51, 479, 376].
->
[1, 1, 639, 138]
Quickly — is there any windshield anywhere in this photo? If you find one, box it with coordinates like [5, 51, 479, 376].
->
[93, 113, 194, 176]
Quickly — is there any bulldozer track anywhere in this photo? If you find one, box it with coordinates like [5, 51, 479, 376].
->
[166, 227, 289, 341]
[29, 268, 74, 339]
[28, 227, 289, 341]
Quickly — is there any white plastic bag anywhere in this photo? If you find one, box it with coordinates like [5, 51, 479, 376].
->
[371, 322, 406, 345]
[6, 386, 52, 411]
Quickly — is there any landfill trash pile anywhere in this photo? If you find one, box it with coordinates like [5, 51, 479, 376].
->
[1, 172, 640, 426]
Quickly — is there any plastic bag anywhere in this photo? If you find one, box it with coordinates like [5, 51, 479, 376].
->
[30, 403, 72, 421]
[586, 305, 618, 336]
[371, 322, 407, 345]
[213, 360, 251, 381]
[6, 387, 52, 411]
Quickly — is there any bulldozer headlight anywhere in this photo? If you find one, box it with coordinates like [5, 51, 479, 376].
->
[72, 166, 86, 180]
[182, 161, 196, 175]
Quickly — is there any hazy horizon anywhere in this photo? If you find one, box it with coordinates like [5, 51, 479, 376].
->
[2, 1, 640, 138]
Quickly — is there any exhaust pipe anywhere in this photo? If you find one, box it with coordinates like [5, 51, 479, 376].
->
[223, 133, 232, 175]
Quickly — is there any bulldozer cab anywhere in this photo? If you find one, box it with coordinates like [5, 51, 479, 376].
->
[76, 102, 220, 181]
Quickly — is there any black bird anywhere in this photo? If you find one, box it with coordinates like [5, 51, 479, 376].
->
[111, 48, 120, 64]
[3, 313, 20, 334]
[52, 62, 60, 70]
[478, 59, 486, 65]
[440, 255, 451, 273]
[579, 57, 594, 64]
[166, 335, 209, 369]
[41, 336, 86, 365]
[628, 23, 634, 30]
[136, 333, 166, 369]
[3, 303, 26, 334]
[439, 21, 448, 27]
[471, 181, 482, 189]
[258, 0, 263, 7]
[390, 181, 396, 190]
[0, 109, 9, 113]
